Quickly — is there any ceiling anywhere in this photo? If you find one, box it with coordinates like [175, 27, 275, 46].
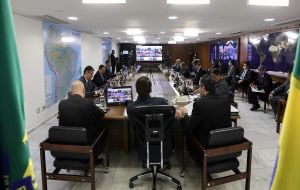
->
[11, 0, 300, 44]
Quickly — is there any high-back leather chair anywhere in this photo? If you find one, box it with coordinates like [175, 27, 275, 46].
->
[129, 105, 182, 190]
[40, 126, 108, 190]
[190, 127, 252, 190]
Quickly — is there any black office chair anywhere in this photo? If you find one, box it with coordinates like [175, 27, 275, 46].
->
[40, 126, 108, 190]
[189, 127, 252, 190]
[129, 105, 182, 190]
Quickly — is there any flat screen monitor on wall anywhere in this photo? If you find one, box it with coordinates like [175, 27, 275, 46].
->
[136, 45, 163, 61]
[123, 50, 129, 55]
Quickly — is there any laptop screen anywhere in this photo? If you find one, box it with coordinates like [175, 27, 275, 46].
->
[106, 86, 133, 105]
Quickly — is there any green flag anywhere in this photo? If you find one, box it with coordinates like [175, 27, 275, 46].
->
[0, 0, 37, 189]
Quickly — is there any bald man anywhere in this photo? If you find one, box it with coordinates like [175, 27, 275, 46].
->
[58, 80, 106, 138]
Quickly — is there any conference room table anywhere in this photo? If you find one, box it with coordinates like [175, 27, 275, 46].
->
[101, 73, 241, 173]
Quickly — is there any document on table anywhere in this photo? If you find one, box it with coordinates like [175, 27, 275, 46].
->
[251, 86, 265, 93]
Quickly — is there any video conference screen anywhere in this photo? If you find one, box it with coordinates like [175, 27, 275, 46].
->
[136, 45, 163, 61]
[106, 87, 133, 104]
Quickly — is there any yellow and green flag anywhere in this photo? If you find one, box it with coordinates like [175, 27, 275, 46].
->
[0, 0, 37, 189]
[270, 30, 300, 190]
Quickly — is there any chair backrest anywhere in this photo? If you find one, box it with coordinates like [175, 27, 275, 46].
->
[132, 105, 175, 164]
[207, 127, 244, 148]
[206, 127, 244, 163]
[49, 126, 91, 145]
[48, 126, 91, 160]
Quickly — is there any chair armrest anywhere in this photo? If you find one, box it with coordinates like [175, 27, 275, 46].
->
[190, 136, 252, 158]
[91, 127, 107, 149]
[189, 135, 206, 153]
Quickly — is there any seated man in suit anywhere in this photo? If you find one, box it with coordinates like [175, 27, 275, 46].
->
[219, 60, 227, 75]
[180, 62, 192, 78]
[211, 68, 230, 97]
[248, 65, 273, 111]
[188, 74, 231, 147]
[224, 60, 236, 85]
[92, 65, 109, 88]
[127, 76, 187, 120]
[237, 61, 254, 92]
[172, 59, 182, 72]
[193, 62, 207, 86]
[269, 71, 291, 116]
[79, 66, 100, 98]
[58, 80, 106, 139]
[105, 60, 116, 79]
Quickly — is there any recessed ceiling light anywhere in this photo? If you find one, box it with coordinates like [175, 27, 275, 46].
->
[160, 31, 166, 34]
[174, 36, 184, 42]
[103, 32, 109, 35]
[168, 16, 178, 20]
[216, 32, 222, 35]
[168, 40, 176, 44]
[117, 37, 121, 40]
[126, 29, 142, 35]
[61, 37, 75, 43]
[248, 0, 289, 6]
[82, 0, 126, 4]
[264, 18, 275, 22]
[157, 38, 161, 40]
[184, 28, 199, 37]
[167, 0, 210, 4]
[67, 16, 78, 21]
[124, 41, 129, 43]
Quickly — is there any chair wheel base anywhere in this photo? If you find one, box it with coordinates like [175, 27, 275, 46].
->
[129, 182, 134, 189]
[177, 185, 182, 190]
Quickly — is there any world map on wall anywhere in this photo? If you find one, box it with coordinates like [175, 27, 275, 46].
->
[248, 30, 298, 72]
[44, 23, 81, 107]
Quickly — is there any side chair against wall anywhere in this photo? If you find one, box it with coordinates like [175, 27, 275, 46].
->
[189, 127, 252, 190]
[40, 126, 108, 190]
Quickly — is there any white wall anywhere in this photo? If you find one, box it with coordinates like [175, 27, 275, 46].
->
[81, 33, 102, 72]
[14, 14, 58, 132]
[14, 14, 104, 131]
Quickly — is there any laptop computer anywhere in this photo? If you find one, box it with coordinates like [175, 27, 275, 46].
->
[106, 86, 133, 106]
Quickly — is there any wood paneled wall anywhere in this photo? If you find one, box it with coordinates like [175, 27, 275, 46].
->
[196, 42, 210, 70]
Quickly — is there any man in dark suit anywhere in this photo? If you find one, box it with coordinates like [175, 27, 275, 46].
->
[188, 74, 231, 146]
[219, 60, 227, 75]
[110, 50, 117, 74]
[180, 62, 192, 78]
[105, 60, 116, 79]
[92, 65, 109, 88]
[248, 65, 273, 111]
[58, 80, 106, 138]
[193, 62, 207, 85]
[79, 66, 99, 98]
[172, 59, 181, 72]
[269, 72, 291, 115]
[211, 68, 230, 97]
[237, 61, 254, 92]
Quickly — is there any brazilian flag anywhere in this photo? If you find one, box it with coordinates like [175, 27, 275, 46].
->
[0, 0, 37, 189]
[270, 30, 300, 189]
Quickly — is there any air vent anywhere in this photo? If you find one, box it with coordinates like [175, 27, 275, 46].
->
[271, 18, 300, 26]
[30, 15, 69, 24]
[229, 31, 243, 36]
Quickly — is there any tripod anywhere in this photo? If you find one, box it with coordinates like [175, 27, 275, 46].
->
[147, 63, 155, 84]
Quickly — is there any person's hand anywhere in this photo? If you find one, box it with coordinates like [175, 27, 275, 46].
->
[175, 106, 188, 119]
[238, 80, 242, 84]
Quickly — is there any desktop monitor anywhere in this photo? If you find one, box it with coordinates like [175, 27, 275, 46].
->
[106, 86, 133, 105]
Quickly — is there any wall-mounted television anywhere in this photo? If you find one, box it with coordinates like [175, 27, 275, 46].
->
[123, 50, 129, 55]
[136, 45, 162, 61]
[210, 39, 238, 65]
